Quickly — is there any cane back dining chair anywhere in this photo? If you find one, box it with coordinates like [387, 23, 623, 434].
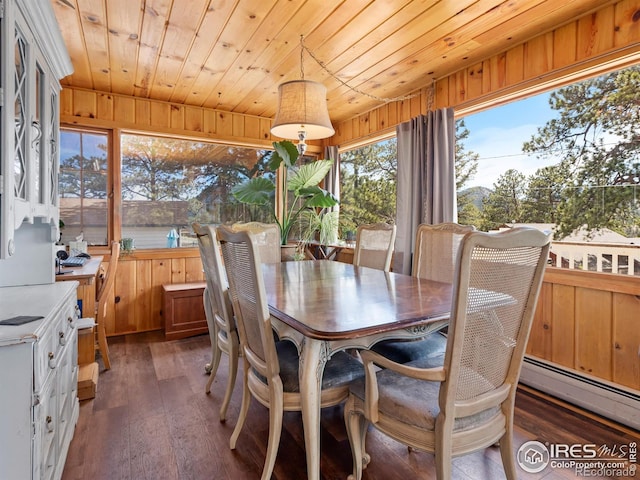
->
[352, 223, 397, 272]
[232, 221, 281, 264]
[371, 222, 475, 364]
[192, 223, 240, 422]
[412, 222, 476, 283]
[344, 227, 551, 480]
[216, 225, 363, 480]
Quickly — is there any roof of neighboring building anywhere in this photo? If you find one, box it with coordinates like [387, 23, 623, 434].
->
[498, 223, 640, 245]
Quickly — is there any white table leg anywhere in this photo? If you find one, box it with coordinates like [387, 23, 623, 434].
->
[298, 337, 328, 480]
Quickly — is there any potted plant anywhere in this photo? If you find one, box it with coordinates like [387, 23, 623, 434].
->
[299, 209, 340, 246]
[120, 237, 135, 256]
[231, 140, 339, 247]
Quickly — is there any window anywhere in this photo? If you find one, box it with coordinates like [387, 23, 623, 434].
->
[120, 133, 272, 248]
[339, 138, 397, 236]
[59, 128, 109, 245]
[459, 65, 640, 275]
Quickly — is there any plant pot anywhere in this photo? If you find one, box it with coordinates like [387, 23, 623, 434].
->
[280, 243, 301, 262]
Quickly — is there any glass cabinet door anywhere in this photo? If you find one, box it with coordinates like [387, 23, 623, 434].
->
[49, 88, 59, 207]
[13, 26, 27, 201]
[0, 0, 71, 260]
[34, 61, 46, 205]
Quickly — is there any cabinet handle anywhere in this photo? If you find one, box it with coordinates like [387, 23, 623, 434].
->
[68, 315, 75, 324]
[46, 415, 54, 433]
[48, 352, 56, 369]
[59, 331, 66, 346]
[31, 120, 42, 148]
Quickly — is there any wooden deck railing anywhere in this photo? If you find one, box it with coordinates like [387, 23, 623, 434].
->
[550, 241, 640, 275]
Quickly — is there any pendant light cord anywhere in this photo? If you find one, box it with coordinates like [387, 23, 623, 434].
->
[300, 35, 305, 80]
[299, 35, 420, 104]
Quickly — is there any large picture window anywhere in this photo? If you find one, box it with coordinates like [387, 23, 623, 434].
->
[120, 134, 273, 248]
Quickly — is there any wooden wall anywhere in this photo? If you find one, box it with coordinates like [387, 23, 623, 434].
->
[103, 248, 205, 337]
[59, 88, 323, 153]
[331, 0, 640, 147]
[527, 268, 640, 391]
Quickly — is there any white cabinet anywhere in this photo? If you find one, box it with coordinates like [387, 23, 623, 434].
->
[0, 0, 73, 259]
[0, 281, 79, 480]
[0, 282, 80, 479]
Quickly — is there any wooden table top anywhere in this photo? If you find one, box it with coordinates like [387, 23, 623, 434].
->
[262, 260, 452, 341]
[55, 256, 103, 283]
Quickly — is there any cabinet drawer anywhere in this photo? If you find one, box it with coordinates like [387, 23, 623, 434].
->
[57, 330, 77, 451]
[34, 377, 58, 480]
[33, 300, 76, 391]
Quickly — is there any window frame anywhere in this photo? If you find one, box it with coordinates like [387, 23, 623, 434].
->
[59, 125, 113, 246]
[60, 125, 312, 249]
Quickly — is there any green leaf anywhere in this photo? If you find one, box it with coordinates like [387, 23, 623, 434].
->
[231, 177, 275, 205]
[271, 140, 299, 170]
[288, 160, 334, 192]
[305, 189, 339, 208]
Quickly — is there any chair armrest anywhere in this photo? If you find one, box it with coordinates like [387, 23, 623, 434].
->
[359, 349, 446, 423]
[360, 349, 446, 381]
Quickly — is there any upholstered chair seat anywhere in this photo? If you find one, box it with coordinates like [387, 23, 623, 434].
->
[370, 331, 447, 365]
[349, 359, 501, 433]
[251, 339, 364, 394]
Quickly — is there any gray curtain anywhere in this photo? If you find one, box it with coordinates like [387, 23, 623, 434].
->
[393, 108, 456, 274]
[324, 145, 340, 214]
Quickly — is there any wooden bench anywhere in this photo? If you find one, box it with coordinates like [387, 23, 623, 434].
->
[162, 282, 209, 341]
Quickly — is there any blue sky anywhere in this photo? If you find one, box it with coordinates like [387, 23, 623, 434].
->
[461, 92, 558, 189]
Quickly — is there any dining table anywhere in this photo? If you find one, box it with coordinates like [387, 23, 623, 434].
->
[261, 259, 453, 480]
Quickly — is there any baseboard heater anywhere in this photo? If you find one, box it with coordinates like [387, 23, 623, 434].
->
[520, 356, 640, 431]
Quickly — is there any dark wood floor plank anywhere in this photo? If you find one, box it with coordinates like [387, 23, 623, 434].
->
[149, 340, 187, 382]
[80, 405, 131, 479]
[62, 332, 639, 480]
[123, 341, 166, 420]
[159, 374, 223, 478]
[92, 340, 131, 412]
[128, 412, 180, 480]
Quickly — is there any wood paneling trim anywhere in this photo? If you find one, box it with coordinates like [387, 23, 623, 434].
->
[544, 266, 640, 295]
[117, 247, 202, 260]
[612, 293, 640, 388]
[331, 0, 640, 147]
[59, 87, 324, 153]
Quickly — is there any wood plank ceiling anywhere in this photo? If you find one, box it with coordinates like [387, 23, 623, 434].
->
[51, 0, 615, 126]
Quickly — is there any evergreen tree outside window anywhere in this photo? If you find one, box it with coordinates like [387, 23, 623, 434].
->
[339, 139, 397, 235]
[59, 129, 109, 245]
[120, 134, 272, 248]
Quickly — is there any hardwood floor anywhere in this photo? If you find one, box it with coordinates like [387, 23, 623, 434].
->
[62, 332, 638, 480]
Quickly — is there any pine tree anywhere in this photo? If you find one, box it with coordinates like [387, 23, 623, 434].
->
[523, 66, 640, 238]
